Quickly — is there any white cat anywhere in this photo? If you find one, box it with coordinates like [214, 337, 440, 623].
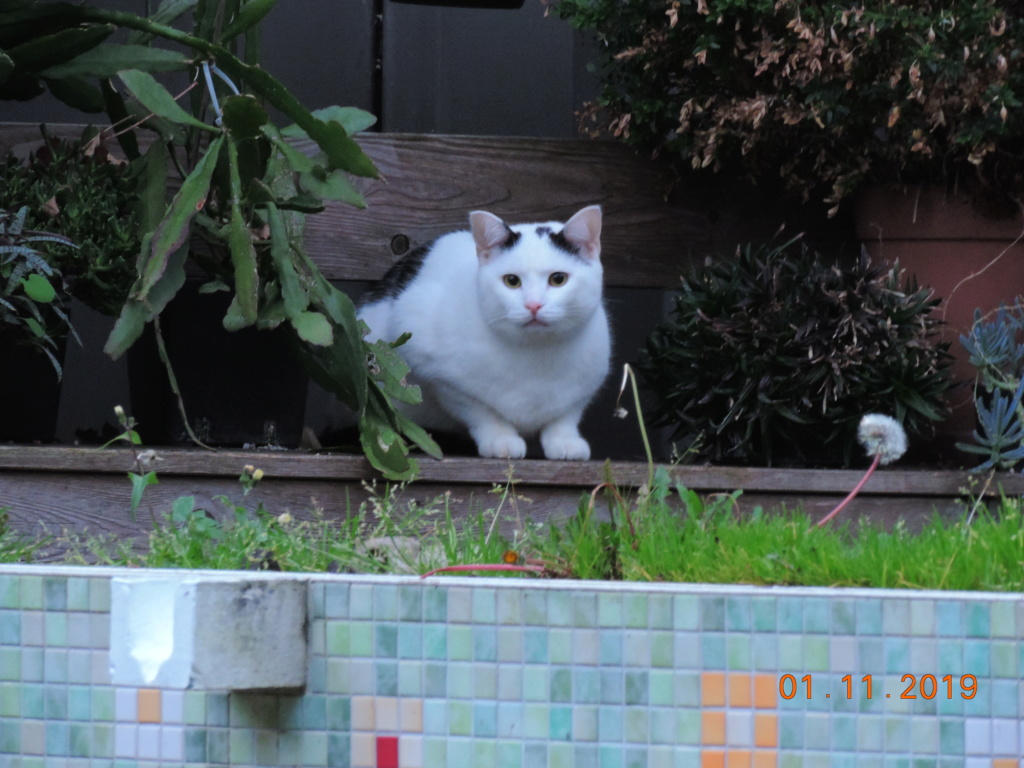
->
[358, 205, 610, 460]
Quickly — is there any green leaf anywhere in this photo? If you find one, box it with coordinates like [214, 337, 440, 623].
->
[118, 69, 213, 131]
[21, 273, 55, 303]
[291, 311, 333, 346]
[221, 93, 268, 139]
[0, 51, 13, 85]
[225, 135, 259, 326]
[394, 411, 443, 460]
[128, 470, 158, 522]
[265, 202, 308, 319]
[104, 300, 149, 359]
[42, 44, 191, 79]
[129, 0, 200, 44]
[299, 167, 365, 208]
[7, 24, 114, 72]
[135, 134, 222, 301]
[219, 0, 276, 44]
[282, 106, 377, 138]
[359, 405, 417, 481]
[135, 141, 169, 234]
[23, 317, 45, 339]
[43, 74, 104, 112]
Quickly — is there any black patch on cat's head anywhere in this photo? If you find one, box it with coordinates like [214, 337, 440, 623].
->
[503, 226, 522, 249]
[535, 226, 552, 237]
[549, 230, 589, 263]
[360, 242, 431, 303]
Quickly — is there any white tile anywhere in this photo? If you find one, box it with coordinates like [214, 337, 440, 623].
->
[964, 718, 991, 755]
[137, 724, 160, 759]
[114, 723, 136, 758]
[725, 710, 752, 747]
[829, 637, 857, 672]
[66, 650, 92, 684]
[992, 718, 1019, 755]
[160, 725, 183, 760]
[115, 687, 137, 721]
[399, 734, 423, 768]
[161, 690, 183, 724]
[377, 696, 399, 731]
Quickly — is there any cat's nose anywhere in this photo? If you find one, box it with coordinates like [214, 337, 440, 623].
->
[525, 301, 543, 316]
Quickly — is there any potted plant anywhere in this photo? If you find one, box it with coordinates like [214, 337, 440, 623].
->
[554, 0, 1024, 445]
[0, 205, 76, 442]
[0, 0, 439, 477]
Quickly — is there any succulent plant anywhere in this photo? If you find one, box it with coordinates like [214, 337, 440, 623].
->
[637, 235, 954, 466]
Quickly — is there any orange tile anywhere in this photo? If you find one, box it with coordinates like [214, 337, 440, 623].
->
[727, 751, 752, 768]
[701, 751, 726, 768]
[753, 674, 777, 708]
[991, 761, 1018, 768]
[137, 689, 161, 723]
[702, 711, 726, 745]
[754, 714, 778, 748]
[702, 672, 727, 706]
[753, 753, 777, 768]
[729, 674, 752, 707]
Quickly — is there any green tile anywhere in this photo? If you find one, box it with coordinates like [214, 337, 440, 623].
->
[68, 723, 90, 758]
[674, 672, 700, 708]
[229, 729, 254, 765]
[207, 726, 230, 764]
[726, 596, 750, 631]
[524, 629, 547, 664]
[474, 739, 498, 766]
[832, 714, 856, 751]
[308, 583, 325, 621]
[523, 591, 547, 625]
[548, 629, 571, 665]
[700, 633, 726, 669]
[474, 663, 497, 700]
[648, 595, 672, 630]
[21, 684, 43, 719]
[43, 579, 67, 612]
[67, 686, 90, 721]
[780, 712, 803, 749]
[573, 705, 599, 741]
[0, 577, 19, 609]
[376, 661, 398, 696]
[324, 583, 349, 619]
[448, 626, 472, 661]
[649, 670, 673, 706]
[751, 596, 776, 632]
[597, 593, 621, 627]
[474, 626, 497, 662]
[449, 701, 472, 735]
[857, 599, 883, 635]
[965, 602, 990, 637]
[0, 649, 19, 681]
[349, 623, 373, 657]
[804, 636, 829, 672]
[623, 709, 647, 743]
[963, 639, 990, 676]
[375, 624, 398, 657]
[498, 740, 521, 768]
[990, 601, 1016, 637]
[88, 579, 110, 614]
[256, 729, 280, 766]
[622, 594, 647, 628]
[884, 716, 910, 751]
[448, 663, 473, 699]
[625, 671, 648, 705]
[349, 585, 374, 620]
[675, 709, 700, 745]
[727, 635, 751, 670]
[831, 599, 856, 634]
[650, 632, 673, 668]
[446, 587, 472, 623]
[423, 624, 447, 660]
[326, 733, 348, 768]
[523, 667, 547, 702]
[90, 688, 113, 724]
[0, 718, 18, 753]
[673, 595, 699, 631]
[91, 723, 113, 758]
[573, 594, 597, 627]
[497, 628, 522, 663]
[19, 577, 43, 611]
[423, 586, 447, 622]
[884, 638, 910, 673]
[301, 730, 328, 767]
[472, 588, 496, 623]
[991, 640, 1017, 677]
[778, 597, 802, 632]
[398, 585, 422, 622]
[398, 624, 421, 659]
[524, 704, 548, 738]
[183, 692, 207, 726]
[65, 580, 89, 612]
[909, 600, 935, 636]
[550, 668, 572, 702]
[325, 622, 349, 656]
[496, 590, 522, 625]
[778, 634, 803, 671]
[44, 614, 67, 647]
[547, 592, 572, 627]
[424, 738, 447, 766]
[803, 597, 830, 633]
[700, 593, 724, 630]
[372, 585, 397, 621]
[550, 706, 572, 740]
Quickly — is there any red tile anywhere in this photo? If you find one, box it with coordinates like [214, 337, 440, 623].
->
[377, 735, 399, 768]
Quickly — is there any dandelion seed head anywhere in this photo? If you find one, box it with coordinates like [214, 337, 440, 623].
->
[857, 413, 907, 465]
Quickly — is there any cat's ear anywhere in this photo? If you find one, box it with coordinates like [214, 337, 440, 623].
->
[469, 211, 513, 262]
[562, 205, 602, 262]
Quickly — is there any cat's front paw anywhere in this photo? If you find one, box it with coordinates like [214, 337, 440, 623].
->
[542, 435, 591, 461]
[475, 433, 527, 459]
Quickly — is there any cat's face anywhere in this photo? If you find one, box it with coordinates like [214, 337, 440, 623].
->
[470, 206, 604, 342]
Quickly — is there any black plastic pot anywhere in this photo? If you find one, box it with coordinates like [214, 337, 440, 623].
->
[127, 284, 309, 447]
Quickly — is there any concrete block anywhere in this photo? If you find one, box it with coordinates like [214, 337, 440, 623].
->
[109, 574, 307, 691]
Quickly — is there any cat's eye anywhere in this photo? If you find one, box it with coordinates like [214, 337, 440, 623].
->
[503, 274, 522, 288]
[549, 272, 569, 287]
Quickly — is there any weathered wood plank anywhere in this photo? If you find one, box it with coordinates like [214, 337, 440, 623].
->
[0, 124, 705, 288]
[2, 445, 1018, 496]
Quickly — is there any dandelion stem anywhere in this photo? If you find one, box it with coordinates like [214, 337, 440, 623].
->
[420, 563, 545, 579]
[816, 453, 881, 528]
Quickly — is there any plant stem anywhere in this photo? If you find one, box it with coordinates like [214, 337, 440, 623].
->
[815, 453, 881, 528]
[153, 316, 215, 451]
[420, 563, 545, 579]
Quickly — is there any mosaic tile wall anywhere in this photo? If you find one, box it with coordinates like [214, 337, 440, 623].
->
[0, 565, 1023, 767]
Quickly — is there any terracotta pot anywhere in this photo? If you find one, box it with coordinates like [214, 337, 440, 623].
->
[855, 186, 1024, 448]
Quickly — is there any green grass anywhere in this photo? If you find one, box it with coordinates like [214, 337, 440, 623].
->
[4, 467, 1024, 592]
